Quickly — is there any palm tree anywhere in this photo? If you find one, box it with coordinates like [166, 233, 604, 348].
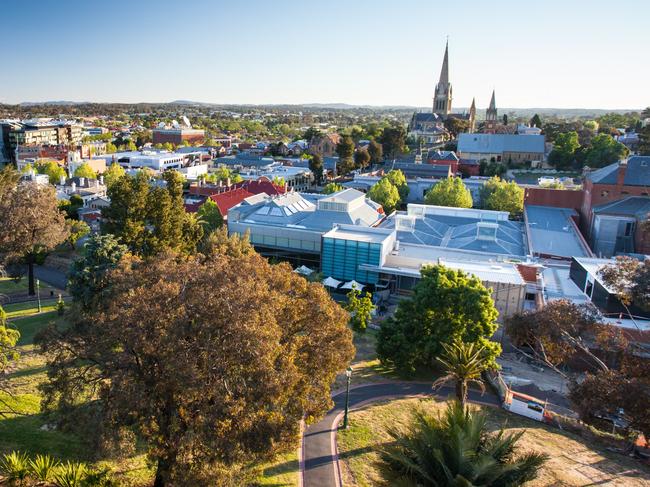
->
[381, 401, 548, 486]
[432, 340, 488, 408]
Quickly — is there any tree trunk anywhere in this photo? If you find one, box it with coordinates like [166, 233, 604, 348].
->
[153, 458, 170, 487]
[28, 260, 35, 296]
[456, 380, 468, 408]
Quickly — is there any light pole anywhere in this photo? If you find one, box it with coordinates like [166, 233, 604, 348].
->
[342, 366, 352, 429]
[36, 279, 42, 313]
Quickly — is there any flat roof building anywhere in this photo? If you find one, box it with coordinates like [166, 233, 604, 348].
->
[524, 205, 593, 260]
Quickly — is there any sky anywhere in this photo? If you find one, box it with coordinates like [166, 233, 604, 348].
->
[2, 0, 649, 109]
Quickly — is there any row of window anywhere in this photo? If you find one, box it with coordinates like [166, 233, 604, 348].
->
[321, 238, 381, 284]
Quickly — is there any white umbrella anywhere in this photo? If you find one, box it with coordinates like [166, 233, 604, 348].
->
[322, 276, 342, 288]
[294, 265, 314, 276]
[341, 280, 364, 290]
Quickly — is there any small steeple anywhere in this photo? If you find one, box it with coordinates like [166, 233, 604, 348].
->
[470, 97, 476, 112]
[486, 89, 497, 122]
[488, 90, 496, 111]
[433, 39, 452, 115]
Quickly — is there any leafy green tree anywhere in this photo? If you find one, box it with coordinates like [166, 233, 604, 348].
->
[379, 125, 406, 159]
[432, 341, 489, 407]
[68, 234, 129, 311]
[336, 135, 355, 171]
[381, 402, 547, 486]
[102, 170, 203, 256]
[354, 149, 371, 169]
[73, 162, 98, 179]
[1, 305, 20, 413]
[584, 134, 629, 168]
[638, 124, 650, 156]
[384, 169, 409, 203]
[424, 177, 472, 208]
[105, 142, 117, 153]
[40, 246, 354, 486]
[103, 162, 125, 188]
[322, 182, 344, 194]
[272, 176, 286, 187]
[367, 139, 383, 164]
[377, 265, 500, 374]
[530, 114, 542, 128]
[302, 127, 323, 141]
[444, 118, 470, 137]
[480, 177, 524, 217]
[196, 198, 223, 235]
[36, 160, 66, 185]
[66, 220, 90, 250]
[0, 182, 69, 295]
[367, 177, 400, 214]
[345, 286, 374, 332]
[548, 131, 580, 169]
[309, 153, 324, 183]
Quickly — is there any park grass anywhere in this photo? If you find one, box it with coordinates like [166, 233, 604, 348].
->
[0, 277, 29, 295]
[3, 298, 61, 318]
[337, 398, 650, 487]
[1, 301, 300, 486]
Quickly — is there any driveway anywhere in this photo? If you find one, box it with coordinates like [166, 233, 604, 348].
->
[302, 382, 500, 487]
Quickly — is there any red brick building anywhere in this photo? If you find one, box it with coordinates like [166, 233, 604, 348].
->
[152, 128, 205, 146]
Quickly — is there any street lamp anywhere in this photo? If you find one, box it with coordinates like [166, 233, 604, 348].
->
[36, 279, 42, 313]
[342, 366, 353, 429]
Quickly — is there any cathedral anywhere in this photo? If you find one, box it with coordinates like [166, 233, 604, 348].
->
[408, 41, 477, 146]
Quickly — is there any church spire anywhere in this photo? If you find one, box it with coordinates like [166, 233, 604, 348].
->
[488, 89, 496, 112]
[433, 40, 452, 115]
[439, 39, 449, 86]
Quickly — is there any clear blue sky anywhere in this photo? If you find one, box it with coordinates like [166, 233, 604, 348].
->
[2, 0, 648, 109]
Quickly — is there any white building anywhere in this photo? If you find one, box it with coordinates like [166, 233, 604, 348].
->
[93, 150, 184, 171]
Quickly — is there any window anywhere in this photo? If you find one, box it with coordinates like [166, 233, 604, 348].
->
[585, 279, 594, 298]
[601, 191, 609, 197]
[624, 221, 634, 237]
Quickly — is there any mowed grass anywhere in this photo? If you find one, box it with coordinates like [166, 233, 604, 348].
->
[337, 398, 650, 487]
[0, 277, 29, 294]
[3, 298, 61, 318]
[1, 301, 300, 486]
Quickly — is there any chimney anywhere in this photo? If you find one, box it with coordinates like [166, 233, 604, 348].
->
[59, 175, 66, 186]
[71, 182, 76, 193]
[617, 158, 627, 187]
[79, 177, 86, 187]
[99, 175, 104, 185]
[226, 177, 231, 187]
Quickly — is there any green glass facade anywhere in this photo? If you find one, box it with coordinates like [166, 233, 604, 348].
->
[321, 237, 381, 284]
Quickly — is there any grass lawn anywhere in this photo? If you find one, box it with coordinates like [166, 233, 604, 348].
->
[3, 298, 61, 318]
[0, 277, 29, 295]
[1, 301, 300, 486]
[337, 398, 650, 487]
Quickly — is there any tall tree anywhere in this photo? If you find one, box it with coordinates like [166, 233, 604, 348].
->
[548, 131, 580, 169]
[322, 182, 344, 194]
[353, 149, 371, 169]
[335, 135, 355, 164]
[377, 265, 500, 374]
[424, 177, 473, 208]
[102, 170, 203, 256]
[0, 182, 69, 295]
[384, 169, 409, 203]
[367, 177, 400, 214]
[196, 198, 223, 235]
[65, 220, 90, 250]
[73, 163, 98, 179]
[367, 139, 383, 165]
[530, 114, 542, 128]
[638, 124, 650, 156]
[67, 234, 129, 311]
[432, 341, 489, 408]
[379, 126, 406, 159]
[40, 246, 354, 486]
[584, 134, 629, 168]
[102, 162, 126, 188]
[480, 176, 524, 217]
[444, 118, 470, 137]
[36, 160, 67, 185]
[309, 153, 324, 183]
[0, 305, 20, 417]
[381, 402, 547, 486]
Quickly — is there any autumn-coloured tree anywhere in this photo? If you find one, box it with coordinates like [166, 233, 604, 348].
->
[0, 305, 20, 416]
[39, 241, 354, 486]
[0, 182, 69, 295]
[504, 300, 627, 376]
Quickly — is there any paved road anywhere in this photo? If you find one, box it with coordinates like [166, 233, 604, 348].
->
[33, 266, 68, 290]
[302, 382, 499, 487]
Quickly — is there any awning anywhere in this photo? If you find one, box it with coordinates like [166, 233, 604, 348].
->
[341, 280, 364, 290]
[294, 265, 314, 276]
[322, 276, 342, 288]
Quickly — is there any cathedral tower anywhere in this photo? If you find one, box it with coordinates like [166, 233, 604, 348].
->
[433, 41, 452, 115]
[484, 90, 498, 134]
[469, 98, 477, 133]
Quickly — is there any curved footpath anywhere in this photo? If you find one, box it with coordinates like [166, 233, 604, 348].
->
[301, 382, 500, 487]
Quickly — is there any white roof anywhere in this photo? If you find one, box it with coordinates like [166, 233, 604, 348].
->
[341, 280, 364, 290]
[322, 276, 341, 288]
[573, 257, 618, 293]
[294, 265, 314, 276]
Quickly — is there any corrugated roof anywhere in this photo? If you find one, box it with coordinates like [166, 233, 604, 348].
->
[458, 133, 545, 154]
[525, 205, 591, 258]
[586, 156, 650, 186]
[593, 196, 650, 217]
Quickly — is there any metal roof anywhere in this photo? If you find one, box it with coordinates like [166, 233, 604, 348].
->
[525, 205, 592, 259]
[458, 133, 545, 154]
[586, 156, 650, 187]
[592, 196, 650, 217]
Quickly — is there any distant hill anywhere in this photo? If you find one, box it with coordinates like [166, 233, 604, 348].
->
[19, 100, 91, 106]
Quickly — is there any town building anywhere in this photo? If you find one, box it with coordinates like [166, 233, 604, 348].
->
[589, 196, 650, 257]
[407, 42, 476, 147]
[308, 133, 341, 157]
[93, 150, 185, 171]
[1, 119, 83, 162]
[227, 188, 385, 267]
[152, 119, 205, 145]
[457, 133, 546, 164]
[524, 205, 593, 260]
[239, 165, 313, 191]
[55, 176, 107, 205]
